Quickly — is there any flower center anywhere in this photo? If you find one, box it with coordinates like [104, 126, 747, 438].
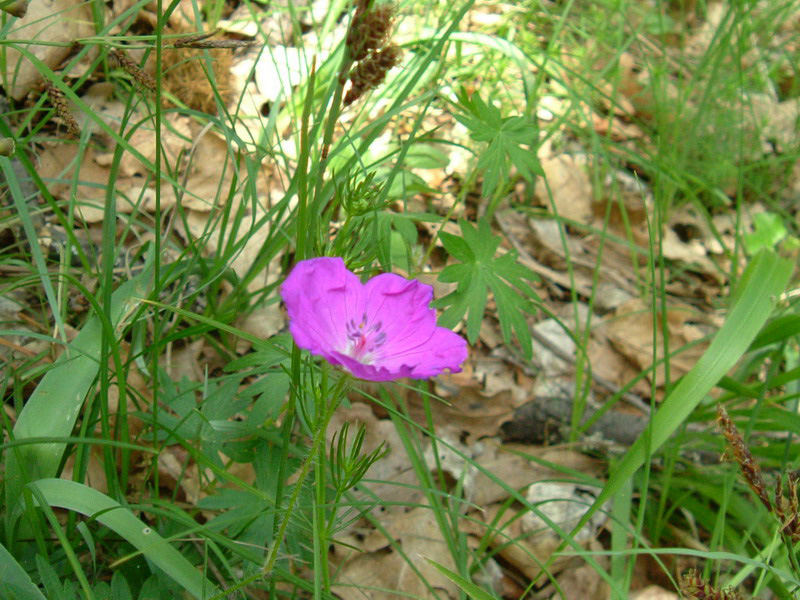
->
[345, 313, 387, 362]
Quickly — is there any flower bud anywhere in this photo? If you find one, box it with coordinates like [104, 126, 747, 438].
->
[0, 138, 14, 157]
[1, 0, 28, 17]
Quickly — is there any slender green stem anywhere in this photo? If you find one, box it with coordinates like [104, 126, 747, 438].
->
[262, 375, 347, 578]
[313, 445, 331, 599]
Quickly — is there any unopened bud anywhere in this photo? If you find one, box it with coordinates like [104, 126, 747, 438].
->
[1, 0, 28, 17]
[0, 138, 14, 157]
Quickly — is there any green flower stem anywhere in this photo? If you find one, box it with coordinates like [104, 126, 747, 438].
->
[313, 442, 331, 599]
[262, 372, 348, 581]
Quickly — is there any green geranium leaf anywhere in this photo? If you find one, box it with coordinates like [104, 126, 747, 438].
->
[454, 89, 542, 200]
[434, 218, 539, 358]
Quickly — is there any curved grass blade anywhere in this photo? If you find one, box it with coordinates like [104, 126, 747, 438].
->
[566, 249, 793, 549]
[0, 540, 48, 600]
[30, 479, 220, 600]
[4, 265, 151, 524]
[425, 558, 499, 600]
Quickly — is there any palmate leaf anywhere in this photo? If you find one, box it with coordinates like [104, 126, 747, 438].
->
[433, 218, 539, 359]
[454, 88, 542, 200]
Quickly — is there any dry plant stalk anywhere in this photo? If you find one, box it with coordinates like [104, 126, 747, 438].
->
[109, 49, 155, 91]
[44, 80, 80, 136]
[717, 404, 772, 511]
[680, 569, 746, 599]
[173, 29, 255, 49]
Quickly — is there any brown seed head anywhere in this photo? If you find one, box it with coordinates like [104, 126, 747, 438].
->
[44, 80, 80, 136]
[717, 404, 772, 512]
[680, 569, 746, 600]
[344, 44, 403, 106]
[348, 3, 396, 61]
[109, 49, 156, 91]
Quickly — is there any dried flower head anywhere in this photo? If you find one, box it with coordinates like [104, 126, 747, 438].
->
[280, 257, 467, 381]
[344, 44, 403, 106]
[44, 80, 80, 136]
[717, 404, 772, 512]
[348, 3, 396, 61]
[109, 49, 155, 91]
[680, 569, 745, 600]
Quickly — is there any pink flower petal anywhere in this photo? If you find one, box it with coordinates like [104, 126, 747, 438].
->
[379, 327, 468, 379]
[280, 257, 359, 363]
[280, 257, 467, 381]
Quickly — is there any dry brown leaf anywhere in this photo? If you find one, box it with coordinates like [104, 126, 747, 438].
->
[557, 560, 611, 600]
[464, 502, 566, 581]
[61, 446, 108, 494]
[661, 227, 714, 267]
[588, 333, 641, 392]
[522, 480, 607, 542]
[158, 446, 202, 504]
[3, 0, 94, 100]
[604, 298, 711, 388]
[38, 110, 273, 224]
[37, 143, 135, 222]
[471, 356, 528, 402]
[528, 217, 584, 269]
[331, 507, 459, 600]
[234, 303, 284, 354]
[162, 339, 206, 382]
[471, 441, 603, 506]
[405, 387, 522, 442]
[536, 154, 593, 224]
[532, 318, 575, 377]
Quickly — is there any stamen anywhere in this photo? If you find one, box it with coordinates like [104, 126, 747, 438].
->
[344, 314, 388, 362]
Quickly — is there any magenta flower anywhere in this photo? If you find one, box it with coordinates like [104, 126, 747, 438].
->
[280, 257, 467, 381]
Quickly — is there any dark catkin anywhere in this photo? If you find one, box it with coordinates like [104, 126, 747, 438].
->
[44, 80, 80, 136]
[717, 404, 772, 512]
[348, 3, 396, 61]
[681, 569, 746, 600]
[109, 50, 156, 92]
[344, 44, 403, 106]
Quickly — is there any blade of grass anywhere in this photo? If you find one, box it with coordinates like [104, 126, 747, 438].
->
[4, 263, 152, 529]
[425, 557, 499, 600]
[0, 158, 67, 345]
[0, 540, 48, 600]
[560, 249, 793, 561]
[29, 478, 220, 600]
